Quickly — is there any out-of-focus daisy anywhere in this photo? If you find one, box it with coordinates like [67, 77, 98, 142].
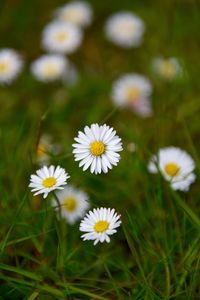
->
[55, 1, 93, 28]
[105, 12, 145, 48]
[0, 48, 23, 84]
[42, 21, 83, 54]
[80, 207, 121, 245]
[36, 135, 52, 165]
[52, 185, 90, 224]
[36, 135, 62, 165]
[152, 57, 182, 80]
[127, 142, 137, 153]
[31, 54, 68, 82]
[148, 147, 196, 191]
[29, 165, 70, 198]
[72, 123, 123, 174]
[111, 74, 153, 117]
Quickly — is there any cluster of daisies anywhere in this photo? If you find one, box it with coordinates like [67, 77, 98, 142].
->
[0, 1, 94, 85]
[2, 2, 194, 245]
[106, 12, 183, 117]
[0, 2, 182, 117]
[26, 2, 195, 246]
[30, 1, 93, 83]
[29, 123, 197, 245]
[30, 124, 123, 245]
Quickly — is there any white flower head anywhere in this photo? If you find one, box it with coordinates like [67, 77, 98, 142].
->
[31, 54, 68, 82]
[80, 207, 121, 245]
[72, 123, 123, 174]
[42, 20, 83, 54]
[148, 147, 196, 192]
[152, 57, 182, 80]
[29, 165, 70, 198]
[111, 74, 153, 117]
[105, 12, 145, 48]
[55, 1, 93, 28]
[0, 48, 23, 84]
[52, 185, 90, 224]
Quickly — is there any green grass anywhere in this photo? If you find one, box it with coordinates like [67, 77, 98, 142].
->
[0, 0, 200, 299]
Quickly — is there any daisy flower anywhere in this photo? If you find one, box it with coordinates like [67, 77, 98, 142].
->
[52, 185, 90, 224]
[80, 207, 121, 245]
[0, 48, 23, 84]
[31, 54, 68, 82]
[36, 136, 51, 165]
[55, 1, 93, 28]
[148, 147, 196, 191]
[152, 57, 182, 80]
[105, 12, 145, 48]
[29, 165, 70, 198]
[111, 74, 153, 117]
[72, 123, 123, 174]
[42, 20, 83, 54]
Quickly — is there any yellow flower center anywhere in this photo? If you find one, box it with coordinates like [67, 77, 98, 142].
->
[164, 163, 180, 177]
[63, 10, 81, 23]
[126, 86, 141, 103]
[0, 62, 9, 74]
[37, 144, 48, 157]
[160, 61, 176, 78]
[63, 197, 77, 212]
[43, 63, 58, 76]
[42, 177, 56, 188]
[90, 141, 105, 156]
[94, 220, 109, 233]
[56, 32, 68, 43]
[118, 21, 134, 35]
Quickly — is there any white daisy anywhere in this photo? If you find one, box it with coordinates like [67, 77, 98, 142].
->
[105, 12, 145, 48]
[31, 54, 68, 82]
[152, 57, 182, 80]
[55, 1, 93, 28]
[72, 123, 123, 174]
[29, 165, 70, 198]
[42, 20, 83, 54]
[52, 185, 90, 224]
[80, 207, 121, 245]
[0, 48, 23, 84]
[148, 147, 196, 191]
[111, 74, 153, 117]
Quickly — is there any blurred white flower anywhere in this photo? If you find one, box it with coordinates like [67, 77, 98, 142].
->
[31, 54, 68, 82]
[72, 123, 123, 174]
[80, 207, 121, 245]
[148, 147, 196, 192]
[55, 1, 93, 28]
[36, 136, 51, 165]
[52, 185, 90, 224]
[152, 57, 182, 80]
[105, 12, 145, 48]
[111, 73, 153, 117]
[36, 134, 62, 165]
[29, 165, 70, 198]
[0, 48, 23, 84]
[42, 21, 83, 54]
[127, 142, 137, 153]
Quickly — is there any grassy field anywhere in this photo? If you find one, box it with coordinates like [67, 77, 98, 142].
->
[0, 0, 200, 299]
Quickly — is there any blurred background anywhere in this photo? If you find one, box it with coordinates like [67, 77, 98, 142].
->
[0, 0, 200, 299]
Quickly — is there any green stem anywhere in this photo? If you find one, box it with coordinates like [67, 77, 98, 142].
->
[53, 192, 65, 274]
